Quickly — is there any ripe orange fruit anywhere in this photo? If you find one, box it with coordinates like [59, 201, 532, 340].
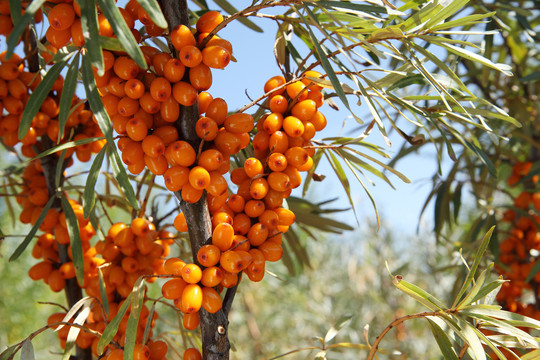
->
[201, 266, 223, 287]
[179, 45, 202, 68]
[183, 311, 200, 330]
[49, 3, 76, 31]
[264, 75, 286, 96]
[181, 284, 203, 313]
[172, 81, 197, 106]
[205, 98, 228, 125]
[224, 113, 254, 134]
[197, 11, 223, 33]
[188, 166, 211, 190]
[181, 263, 203, 284]
[189, 63, 212, 91]
[183, 348, 202, 360]
[201, 287, 222, 313]
[202, 46, 230, 69]
[212, 223, 234, 251]
[197, 244, 221, 267]
[162, 278, 187, 299]
[195, 116, 218, 140]
[164, 165, 189, 192]
[171, 25, 196, 50]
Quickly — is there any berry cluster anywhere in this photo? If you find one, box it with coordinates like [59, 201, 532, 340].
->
[0, 0, 43, 36]
[495, 162, 540, 320]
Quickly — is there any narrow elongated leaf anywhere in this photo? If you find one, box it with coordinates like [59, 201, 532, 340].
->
[426, 318, 458, 360]
[456, 264, 492, 309]
[98, 269, 110, 316]
[55, 151, 67, 188]
[429, 12, 496, 31]
[58, 52, 81, 142]
[0, 345, 17, 360]
[10, 195, 55, 261]
[392, 275, 446, 311]
[142, 301, 156, 345]
[20, 339, 34, 360]
[19, 60, 68, 140]
[83, 145, 107, 217]
[423, 0, 470, 30]
[315, 1, 387, 14]
[56, 297, 93, 331]
[97, 0, 146, 68]
[521, 350, 540, 360]
[61, 197, 85, 285]
[213, 0, 263, 32]
[453, 226, 495, 308]
[32, 137, 105, 161]
[470, 325, 507, 360]
[81, 55, 113, 140]
[324, 315, 353, 343]
[324, 151, 356, 217]
[464, 313, 538, 347]
[136, 0, 167, 28]
[124, 277, 145, 360]
[438, 43, 513, 76]
[80, 0, 104, 75]
[107, 146, 139, 210]
[7, 0, 21, 24]
[460, 305, 540, 329]
[97, 295, 132, 355]
[526, 260, 540, 283]
[456, 317, 486, 360]
[62, 304, 91, 360]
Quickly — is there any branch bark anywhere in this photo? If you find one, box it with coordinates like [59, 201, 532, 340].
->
[158, 0, 233, 358]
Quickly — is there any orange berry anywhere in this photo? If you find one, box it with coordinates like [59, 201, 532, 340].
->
[195, 116, 218, 141]
[220, 250, 243, 273]
[198, 91, 213, 114]
[205, 37, 233, 55]
[283, 116, 304, 138]
[264, 76, 286, 96]
[181, 284, 203, 313]
[214, 130, 241, 155]
[181, 263, 203, 284]
[198, 149, 223, 171]
[259, 240, 283, 262]
[275, 207, 295, 226]
[197, 11, 223, 33]
[179, 45, 202, 68]
[150, 77, 172, 102]
[171, 25, 196, 50]
[172, 81, 197, 106]
[124, 79, 145, 99]
[291, 99, 317, 121]
[263, 113, 283, 134]
[286, 81, 308, 101]
[197, 244, 221, 267]
[202, 46, 230, 69]
[205, 98, 228, 125]
[201, 287, 222, 313]
[49, 3, 76, 31]
[173, 212, 189, 232]
[248, 223, 268, 246]
[189, 63, 212, 91]
[268, 95, 288, 114]
[182, 183, 203, 203]
[164, 165, 189, 192]
[201, 266, 223, 287]
[46, 27, 71, 48]
[244, 199, 265, 218]
[267, 172, 290, 192]
[212, 223, 234, 251]
[189, 166, 211, 190]
[220, 270, 238, 288]
[97, 13, 113, 37]
[28, 261, 53, 280]
[207, 172, 228, 196]
[311, 111, 327, 131]
[224, 113, 254, 134]
[301, 70, 324, 91]
[145, 154, 169, 175]
[149, 340, 168, 360]
[162, 278, 187, 299]
[163, 58, 185, 83]
[250, 178, 269, 200]
[183, 348, 202, 360]
[48, 270, 66, 292]
[269, 131, 289, 153]
[114, 56, 140, 80]
[183, 311, 200, 330]
[141, 135, 165, 158]
[244, 158, 264, 178]
[126, 118, 148, 141]
[169, 140, 196, 166]
[307, 90, 324, 108]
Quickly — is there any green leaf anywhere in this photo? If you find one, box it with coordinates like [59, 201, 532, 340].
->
[80, 0, 105, 75]
[107, 145, 139, 210]
[19, 60, 68, 140]
[429, 12, 496, 31]
[58, 52, 81, 143]
[55, 150, 67, 189]
[520, 70, 540, 83]
[98, 269, 110, 316]
[213, 0, 263, 32]
[124, 277, 145, 360]
[315, 1, 387, 14]
[423, 0, 470, 30]
[9, 195, 55, 261]
[521, 350, 540, 360]
[61, 197, 85, 285]
[392, 275, 446, 311]
[6, 0, 46, 58]
[97, 294, 132, 355]
[20, 339, 34, 360]
[426, 318, 458, 360]
[456, 264, 492, 309]
[31, 137, 105, 161]
[136, 0, 167, 28]
[459, 305, 540, 329]
[324, 151, 356, 218]
[452, 226, 495, 308]
[97, 0, 147, 69]
[438, 42, 513, 76]
[81, 55, 113, 141]
[456, 317, 486, 360]
[324, 315, 353, 343]
[463, 140, 497, 178]
[0, 345, 17, 360]
[7, 0, 21, 24]
[142, 301, 156, 345]
[62, 303, 91, 360]
[526, 260, 540, 283]
[83, 145, 107, 218]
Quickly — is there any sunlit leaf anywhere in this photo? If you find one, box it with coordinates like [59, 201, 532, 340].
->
[97, 294, 132, 355]
[61, 196, 85, 285]
[124, 277, 145, 360]
[58, 52, 81, 142]
[83, 145, 107, 218]
[324, 315, 353, 343]
[80, 0, 104, 75]
[427, 318, 459, 360]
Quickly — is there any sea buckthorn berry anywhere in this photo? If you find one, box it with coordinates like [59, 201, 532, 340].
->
[232, 213, 250, 235]
[214, 130, 241, 155]
[206, 37, 233, 55]
[268, 172, 291, 192]
[286, 81, 308, 101]
[246, 259, 265, 282]
[302, 121, 316, 140]
[311, 111, 327, 131]
[114, 56, 140, 80]
[140, 92, 161, 114]
[268, 95, 288, 114]
[291, 99, 317, 121]
[182, 183, 203, 203]
[118, 96, 140, 117]
[179, 45, 203, 68]
[285, 146, 309, 168]
[198, 91, 213, 114]
[181, 284, 203, 313]
[307, 90, 324, 108]
[189, 63, 212, 91]
[150, 77, 172, 102]
[275, 207, 296, 226]
[202, 46, 231, 69]
[301, 70, 324, 91]
[205, 98, 228, 125]
[283, 116, 304, 138]
[220, 251, 243, 273]
[189, 166, 211, 190]
[164, 165, 189, 192]
[259, 209, 279, 229]
[169, 140, 196, 167]
[212, 223, 234, 251]
[248, 223, 268, 246]
[201, 287, 223, 313]
[208, 193, 229, 213]
[145, 154, 169, 175]
[284, 166, 302, 188]
[269, 131, 289, 153]
[195, 116, 218, 141]
[182, 263, 203, 284]
[46, 27, 71, 48]
[201, 266, 223, 287]
[131, 218, 150, 237]
[171, 25, 196, 50]
[148, 340, 168, 360]
[49, 3, 76, 31]
[121, 256, 139, 273]
[150, 52, 172, 77]
[263, 113, 283, 134]
[227, 194, 245, 213]
[133, 344, 151, 360]
[172, 81, 198, 106]
[154, 125, 179, 145]
[230, 167, 248, 185]
[126, 118, 148, 141]
[142, 135, 165, 158]
[264, 76, 286, 96]
[160, 96, 180, 123]
[198, 149, 223, 171]
[197, 11, 223, 33]
[162, 278, 187, 299]
[183, 311, 200, 330]
[207, 172, 228, 196]
[259, 240, 283, 262]
[267, 153, 288, 172]
[183, 348, 202, 360]
[197, 244, 221, 267]
[97, 13, 113, 36]
[221, 114, 252, 135]
[29, 261, 53, 280]
[164, 257, 186, 275]
[163, 58, 185, 83]
[250, 178, 269, 200]
[244, 199, 265, 218]
[174, 212, 189, 233]
[244, 158, 263, 178]
[297, 155, 313, 172]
